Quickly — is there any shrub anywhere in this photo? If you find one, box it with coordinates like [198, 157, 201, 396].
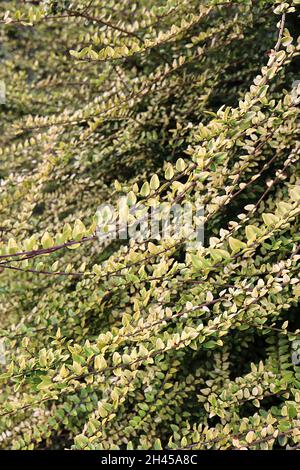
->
[0, 0, 299, 450]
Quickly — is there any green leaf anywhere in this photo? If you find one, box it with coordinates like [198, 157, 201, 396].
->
[228, 237, 246, 252]
[41, 232, 54, 249]
[262, 213, 279, 227]
[288, 405, 297, 419]
[74, 434, 89, 449]
[140, 181, 150, 197]
[150, 174, 160, 190]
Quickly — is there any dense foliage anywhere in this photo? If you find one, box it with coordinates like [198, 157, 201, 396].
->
[0, 0, 299, 450]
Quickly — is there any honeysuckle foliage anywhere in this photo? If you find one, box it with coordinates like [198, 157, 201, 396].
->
[0, 0, 300, 451]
